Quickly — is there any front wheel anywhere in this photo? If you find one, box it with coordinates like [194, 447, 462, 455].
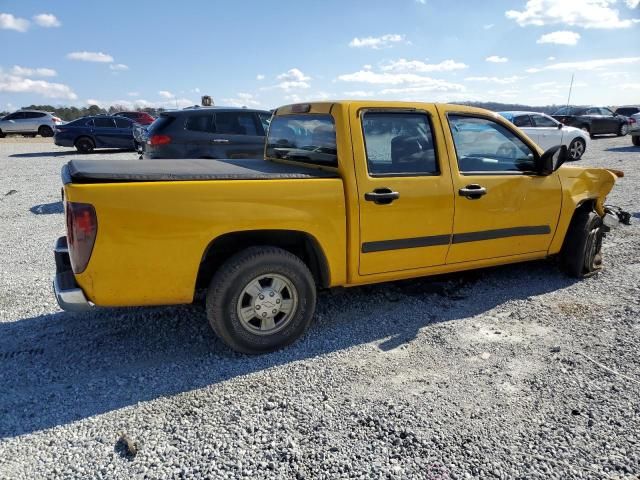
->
[567, 137, 586, 160]
[632, 135, 640, 147]
[206, 247, 317, 354]
[618, 123, 629, 137]
[75, 137, 95, 153]
[560, 210, 604, 278]
[38, 125, 54, 137]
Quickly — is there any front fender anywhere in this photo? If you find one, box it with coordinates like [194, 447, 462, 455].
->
[548, 166, 618, 255]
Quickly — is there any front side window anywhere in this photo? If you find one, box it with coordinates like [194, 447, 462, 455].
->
[448, 115, 537, 174]
[599, 108, 614, 116]
[531, 114, 557, 127]
[94, 117, 116, 128]
[215, 112, 257, 135]
[265, 114, 337, 167]
[513, 115, 533, 127]
[361, 112, 438, 176]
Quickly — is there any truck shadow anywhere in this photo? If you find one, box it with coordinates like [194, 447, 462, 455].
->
[10, 149, 133, 158]
[0, 260, 577, 438]
[30, 201, 63, 215]
[605, 146, 639, 153]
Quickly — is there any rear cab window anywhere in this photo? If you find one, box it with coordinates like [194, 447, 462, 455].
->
[265, 114, 337, 167]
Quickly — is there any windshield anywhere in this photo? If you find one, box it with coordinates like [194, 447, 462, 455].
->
[265, 114, 337, 167]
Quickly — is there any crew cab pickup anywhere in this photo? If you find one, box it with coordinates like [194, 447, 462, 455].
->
[54, 101, 620, 354]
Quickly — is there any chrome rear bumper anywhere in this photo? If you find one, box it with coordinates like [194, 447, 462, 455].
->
[53, 236, 93, 312]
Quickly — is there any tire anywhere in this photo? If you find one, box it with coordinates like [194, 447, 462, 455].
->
[38, 125, 54, 137]
[632, 135, 640, 147]
[75, 137, 95, 153]
[567, 137, 586, 160]
[205, 246, 317, 354]
[0, 129, 5, 138]
[618, 123, 629, 137]
[560, 210, 604, 278]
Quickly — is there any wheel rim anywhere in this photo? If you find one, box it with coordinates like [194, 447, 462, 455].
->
[79, 140, 91, 151]
[621, 125, 628, 135]
[569, 140, 584, 159]
[584, 225, 603, 272]
[236, 273, 298, 335]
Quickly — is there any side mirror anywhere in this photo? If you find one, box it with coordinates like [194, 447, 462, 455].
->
[557, 123, 563, 130]
[538, 145, 569, 175]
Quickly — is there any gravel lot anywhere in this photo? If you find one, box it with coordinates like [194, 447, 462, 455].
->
[0, 137, 638, 479]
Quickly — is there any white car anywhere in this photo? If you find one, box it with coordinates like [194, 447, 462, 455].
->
[0, 110, 63, 138]
[498, 111, 589, 160]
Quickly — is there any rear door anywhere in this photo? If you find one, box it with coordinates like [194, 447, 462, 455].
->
[4, 112, 26, 132]
[211, 111, 265, 158]
[443, 111, 562, 264]
[530, 113, 562, 150]
[351, 106, 455, 275]
[584, 107, 604, 134]
[114, 117, 135, 148]
[92, 117, 119, 147]
[599, 108, 620, 134]
[512, 114, 539, 146]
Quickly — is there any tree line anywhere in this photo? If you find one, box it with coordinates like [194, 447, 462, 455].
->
[0, 104, 166, 121]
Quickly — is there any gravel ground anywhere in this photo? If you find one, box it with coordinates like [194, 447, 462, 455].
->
[0, 137, 639, 479]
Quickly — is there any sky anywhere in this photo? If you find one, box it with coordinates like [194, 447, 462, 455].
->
[1, 0, 639, 112]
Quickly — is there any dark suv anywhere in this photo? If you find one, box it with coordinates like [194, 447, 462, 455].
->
[143, 107, 271, 159]
[552, 106, 629, 137]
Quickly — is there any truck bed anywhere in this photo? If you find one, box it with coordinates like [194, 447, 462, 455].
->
[63, 158, 339, 184]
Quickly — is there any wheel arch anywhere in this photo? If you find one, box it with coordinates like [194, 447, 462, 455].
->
[196, 230, 331, 291]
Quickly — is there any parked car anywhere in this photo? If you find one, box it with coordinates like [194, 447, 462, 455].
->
[142, 107, 272, 159]
[114, 111, 155, 126]
[498, 111, 589, 160]
[0, 110, 63, 138]
[54, 115, 138, 153]
[54, 101, 621, 354]
[552, 106, 629, 137]
[615, 106, 639, 145]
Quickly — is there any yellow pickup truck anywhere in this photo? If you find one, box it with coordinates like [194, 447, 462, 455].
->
[54, 101, 620, 354]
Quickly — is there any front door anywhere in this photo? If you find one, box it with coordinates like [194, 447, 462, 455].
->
[352, 106, 455, 275]
[92, 117, 120, 147]
[211, 111, 265, 159]
[443, 112, 562, 264]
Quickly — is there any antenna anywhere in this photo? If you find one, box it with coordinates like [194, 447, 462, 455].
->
[560, 73, 574, 146]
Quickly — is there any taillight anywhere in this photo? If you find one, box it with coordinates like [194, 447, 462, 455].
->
[66, 202, 97, 274]
[52, 116, 62, 122]
[148, 134, 171, 146]
[629, 118, 636, 124]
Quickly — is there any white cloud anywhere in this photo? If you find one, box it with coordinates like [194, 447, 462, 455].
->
[349, 34, 407, 49]
[67, 51, 114, 63]
[10, 65, 56, 77]
[0, 73, 76, 99]
[256, 74, 265, 81]
[527, 56, 640, 72]
[536, 30, 581, 45]
[127, 91, 139, 97]
[222, 92, 261, 107]
[158, 90, 175, 99]
[33, 13, 60, 28]
[193, 87, 201, 93]
[483, 24, 495, 29]
[337, 70, 465, 93]
[506, 0, 639, 29]
[271, 68, 311, 90]
[547, 56, 556, 60]
[363, 64, 373, 70]
[0, 13, 29, 32]
[486, 55, 508, 63]
[416, 0, 426, 4]
[626, 0, 640, 7]
[109, 63, 129, 71]
[343, 90, 375, 97]
[465, 75, 524, 84]
[381, 58, 468, 73]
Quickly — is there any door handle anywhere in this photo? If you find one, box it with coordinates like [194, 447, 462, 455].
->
[459, 184, 487, 200]
[364, 188, 400, 205]
[211, 138, 230, 144]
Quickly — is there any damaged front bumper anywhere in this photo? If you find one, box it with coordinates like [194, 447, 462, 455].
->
[53, 236, 93, 312]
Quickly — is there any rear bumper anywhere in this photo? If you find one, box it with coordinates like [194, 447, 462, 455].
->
[53, 236, 93, 312]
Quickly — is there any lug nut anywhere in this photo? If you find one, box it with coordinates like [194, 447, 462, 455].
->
[262, 312, 267, 317]
[276, 299, 281, 304]
[259, 294, 264, 300]
[270, 292, 275, 297]
[256, 305, 261, 310]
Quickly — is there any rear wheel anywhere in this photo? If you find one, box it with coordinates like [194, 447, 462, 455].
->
[618, 123, 629, 137]
[0, 129, 5, 138]
[560, 210, 604, 278]
[38, 125, 54, 137]
[632, 135, 640, 147]
[75, 137, 95, 153]
[568, 137, 586, 160]
[206, 246, 316, 354]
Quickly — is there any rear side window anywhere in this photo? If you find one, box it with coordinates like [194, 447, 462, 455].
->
[615, 107, 639, 116]
[265, 114, 337, 167]
[531, 115, 557, 127]
[25, 112, 46, 119]
[448, 115, 536, 174]
[362, 112, 438, 176]
[115, 117, 133, 128]
[185, 114, 213, 132]
[513, 115, 532, 127]
[148, 115, 175, 134]
[94, 117, 116, 128]
[215, 112, 258, 135]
